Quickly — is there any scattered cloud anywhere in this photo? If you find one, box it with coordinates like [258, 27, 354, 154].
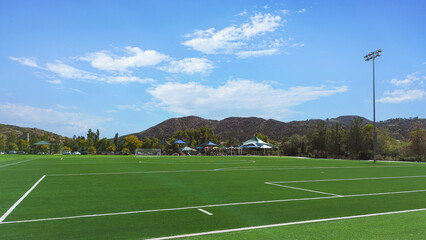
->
[235, 48, 279, 58]
[377, 89, 425, 103]
[0, 102, 109, 136]
[390, 72, 420, 87]
[263, 5, 269, 9]
[80, 46, 169, 72]
[297, 8, 306, 13]
[280, 10, 290, 15]
[115, 104, 142, 112]
[9, 57, 42, 69]
[45, 79, 63, 85]
[147, 79, 348, 119]
[182, 13, 283, 55]
[106, 76, 154, 84]
[159, 58, 213, 75]
[46, 61, 99, 80]
[236, 10, 247, 16]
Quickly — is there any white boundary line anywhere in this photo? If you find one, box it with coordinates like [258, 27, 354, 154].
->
[0, 158, 37, 168]
[0, 175, 46, 223]
[146, 208, 426, 240]
[1, 189, 425, 225]
[198, 209, 213, 216]
[46, 165, 410, 177]
[265, 182, 341, 196]
[269, 175, 426, 184]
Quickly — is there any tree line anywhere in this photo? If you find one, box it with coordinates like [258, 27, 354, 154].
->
[0, 118, 424, 161]
[278, 118, 425, 161]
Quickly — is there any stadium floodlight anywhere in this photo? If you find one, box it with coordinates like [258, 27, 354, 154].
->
[364, 49, 382, 164]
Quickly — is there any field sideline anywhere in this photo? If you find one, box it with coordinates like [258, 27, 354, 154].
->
[0, 155, 425, 239]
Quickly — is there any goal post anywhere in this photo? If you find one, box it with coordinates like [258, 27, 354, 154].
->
[135, 148, 162, 157]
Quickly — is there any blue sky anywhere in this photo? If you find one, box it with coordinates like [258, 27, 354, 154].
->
[0, 0, 425, 138]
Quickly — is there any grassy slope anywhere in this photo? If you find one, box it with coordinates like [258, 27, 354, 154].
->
[0, 155, 425, 239]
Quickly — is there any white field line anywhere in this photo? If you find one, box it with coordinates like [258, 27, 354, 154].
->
[265, 182, 341, 196]
[139, 160, 256, 164]
[198, 209, 213, 216]
[0, 158, 37, 168]
[1, 189, 426, 225]
[270, 175, 426, 184]
[0, 175, 46, 223]
[46, 165, 408, 177]
[146, 208, 426, 240]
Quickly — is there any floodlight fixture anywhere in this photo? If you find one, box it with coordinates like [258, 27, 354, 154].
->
[364, 49, 382, 164]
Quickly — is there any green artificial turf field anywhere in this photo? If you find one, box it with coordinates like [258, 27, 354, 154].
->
[0, 155, 425, 239]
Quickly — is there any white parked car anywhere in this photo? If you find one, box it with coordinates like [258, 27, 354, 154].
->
[72, 151, 81, 155]
[62, 151, 71, 155]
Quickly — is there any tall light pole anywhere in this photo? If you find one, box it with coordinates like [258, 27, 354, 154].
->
[364, 49, 382, 164]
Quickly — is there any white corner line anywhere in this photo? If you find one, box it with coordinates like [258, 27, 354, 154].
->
[265, 182, 341, 197]
[198, 209, 213, 216]
[146, 208, 426, 240]
[0, 158, 38, 168]
[0, 175, 46, 223]
[270, 175, 426, 184]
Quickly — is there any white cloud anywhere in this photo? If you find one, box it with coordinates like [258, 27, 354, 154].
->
[45, 79, 63, 85]
[116, 104, 142, 112]
[106, 76, 154, 84]
[9, 57, 42, 68]
[46, 61, 100, 80]
[159, 58, 213, 75]
[281, 10, 290, 15]
[81, 46, 169, 72]
[236, 48, 279, 58]
[390, 72, 420, 87]
[263, 5, 269, 9]
[297, 8, 306, 13]
[182, 13, 283, 55]
[147, 79, 348, 119]
[0, 102, 109, 136]
[236, 10, 247, 16]
[377, 89, 425, 103]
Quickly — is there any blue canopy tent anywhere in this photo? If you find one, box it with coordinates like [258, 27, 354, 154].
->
[172, 139, 187, 153]
[201, 141, 217, 147]
[173, 139, 187, 144]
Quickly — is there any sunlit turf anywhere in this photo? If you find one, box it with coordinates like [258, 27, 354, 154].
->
[0, 155, 425, 239]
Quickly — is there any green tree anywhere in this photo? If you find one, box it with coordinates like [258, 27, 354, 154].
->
[17, 139, 28, 151]
[7, 142, 18, 151]
[327, 123, 345, 157]
[7, 133, 18, 144]
[113, 133, 120, 151]
[282, 134, 308, 156]
[309, 121, 328, 157]
[62, 146, 72, 152]
[123, 135, 142, 153]
[0, 136, 6, 151]
[88, 146, 96, 154]
[106, 145, 116, 152]
[409, 124, 426, 161]
[347, 117, 364, 159]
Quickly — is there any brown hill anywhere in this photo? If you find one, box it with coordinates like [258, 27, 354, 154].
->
[127, 116, 425, 141]
[0, 123, 65, 142]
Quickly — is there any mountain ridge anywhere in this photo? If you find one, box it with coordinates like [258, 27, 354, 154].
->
[126, 115, 425, 141]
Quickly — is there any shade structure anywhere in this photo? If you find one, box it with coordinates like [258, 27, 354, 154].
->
[33, 140, 51, 145]
[182, 146, 195, 151]
[173, 139, 187, 144]
[201, 141, 217, 146]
